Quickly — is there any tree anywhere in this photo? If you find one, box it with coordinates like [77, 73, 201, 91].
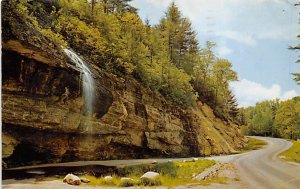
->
[159, 2, 198, 69]
[100, 0, 136, 14]
[19, 0, 239, 111]
[275, 99, 300, 139]
[243, 101, 274, 136]
[227, 93, 239, 120]
[192, 42, 216, 106]
[242, 98, 300, 139]
[91, 0, 96, 15]
[292, 73, 300, 84]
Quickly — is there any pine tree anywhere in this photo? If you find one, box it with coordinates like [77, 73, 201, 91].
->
[227, 93, 239, 120]
[159, 2, 198, 69]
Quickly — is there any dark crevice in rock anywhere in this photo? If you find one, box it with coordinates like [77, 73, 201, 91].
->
[3, 141, 55, 167]
[2, 49, 80, 98]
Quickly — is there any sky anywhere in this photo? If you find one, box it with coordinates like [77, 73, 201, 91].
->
[130, 0, 300, 107]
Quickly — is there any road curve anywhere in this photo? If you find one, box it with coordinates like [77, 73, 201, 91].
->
[233, 136, 300, 189]
[3, 137, 300, 189]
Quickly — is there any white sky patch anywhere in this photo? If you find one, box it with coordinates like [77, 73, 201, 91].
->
[230, 78, 299, 107]
[257, 24, 299, 42]
[281, 90, 298, 100]
[218, 46, 233, 56]
[144, 0, 172, 8]
[215, 31, 256, 46]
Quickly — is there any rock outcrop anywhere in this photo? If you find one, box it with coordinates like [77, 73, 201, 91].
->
[2, 0, 246, 168]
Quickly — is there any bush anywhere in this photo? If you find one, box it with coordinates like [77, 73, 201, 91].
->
[119, 178, 138, 187]
[155, 162, 178, 178]
[140, 177, 162, 186]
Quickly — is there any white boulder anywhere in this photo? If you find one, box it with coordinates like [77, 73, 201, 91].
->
[104, 176, 113, 181]
[141, 171, 160, 180]
[151, 160, 158, 164]
[192, 158, 199, 162]
[63, 174, 81, 185]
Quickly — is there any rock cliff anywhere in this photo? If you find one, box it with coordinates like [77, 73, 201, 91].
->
[2, 0, 246, 168]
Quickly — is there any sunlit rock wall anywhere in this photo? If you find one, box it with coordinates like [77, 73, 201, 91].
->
[2, 0, 246, 168]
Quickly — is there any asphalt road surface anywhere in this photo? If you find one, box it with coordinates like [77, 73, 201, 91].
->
[232, 136, 300, 189]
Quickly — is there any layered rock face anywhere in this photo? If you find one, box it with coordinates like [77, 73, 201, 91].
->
[2, 1, 246, 168]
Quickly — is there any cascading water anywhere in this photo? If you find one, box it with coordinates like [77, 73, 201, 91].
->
[63, 49, 95, 117]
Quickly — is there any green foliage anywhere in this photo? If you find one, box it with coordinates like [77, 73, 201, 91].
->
[193, 42, 238, 120]
[39, 28, 67, 47]
[275, 99, 300, 139]
[241, 97, 300, 140]
[83, 160, 216, 187]
[119, 178, 139, 187]
[119, 162, 178, 178]
[140, 177, 162, 186]
[155, 162, 178, 178]
[14, 0, 67, 46]
[174, 160, 215, 179]
[293, 73, 300, 84]
[119, 164, 153, 177]
[13, 0, 239, 112]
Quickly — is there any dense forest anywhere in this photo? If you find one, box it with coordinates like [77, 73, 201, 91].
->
[239, 97, 300, 140]
[11, 0, 239, 121]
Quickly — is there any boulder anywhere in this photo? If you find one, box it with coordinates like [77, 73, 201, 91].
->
[141, 171, 160, 180]
[63, 174, 81, 185]
[192, 157, 199, 162]
[151, 160, 158, 164]
[140, 172, 161, 186]
[104, 176, 113, 181]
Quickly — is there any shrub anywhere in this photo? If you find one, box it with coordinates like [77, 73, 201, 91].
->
[140, 177, 162, 186]
[155, 162, 178, 178]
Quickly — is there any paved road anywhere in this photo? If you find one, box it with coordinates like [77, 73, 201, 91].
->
[231, 136, 300, 189]
[3, 137, 300, 189]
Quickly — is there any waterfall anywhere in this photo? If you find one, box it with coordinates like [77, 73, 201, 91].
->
[63, 49, 95, 117]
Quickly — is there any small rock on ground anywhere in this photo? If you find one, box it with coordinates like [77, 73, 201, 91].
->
[63, 174, 81, 185]
[141, 171, 159, 180]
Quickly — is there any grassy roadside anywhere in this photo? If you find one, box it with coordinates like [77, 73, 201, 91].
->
[241, 137, 268, 153]
[80, 160, 224, 187]
[279, 140, 300, 163]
